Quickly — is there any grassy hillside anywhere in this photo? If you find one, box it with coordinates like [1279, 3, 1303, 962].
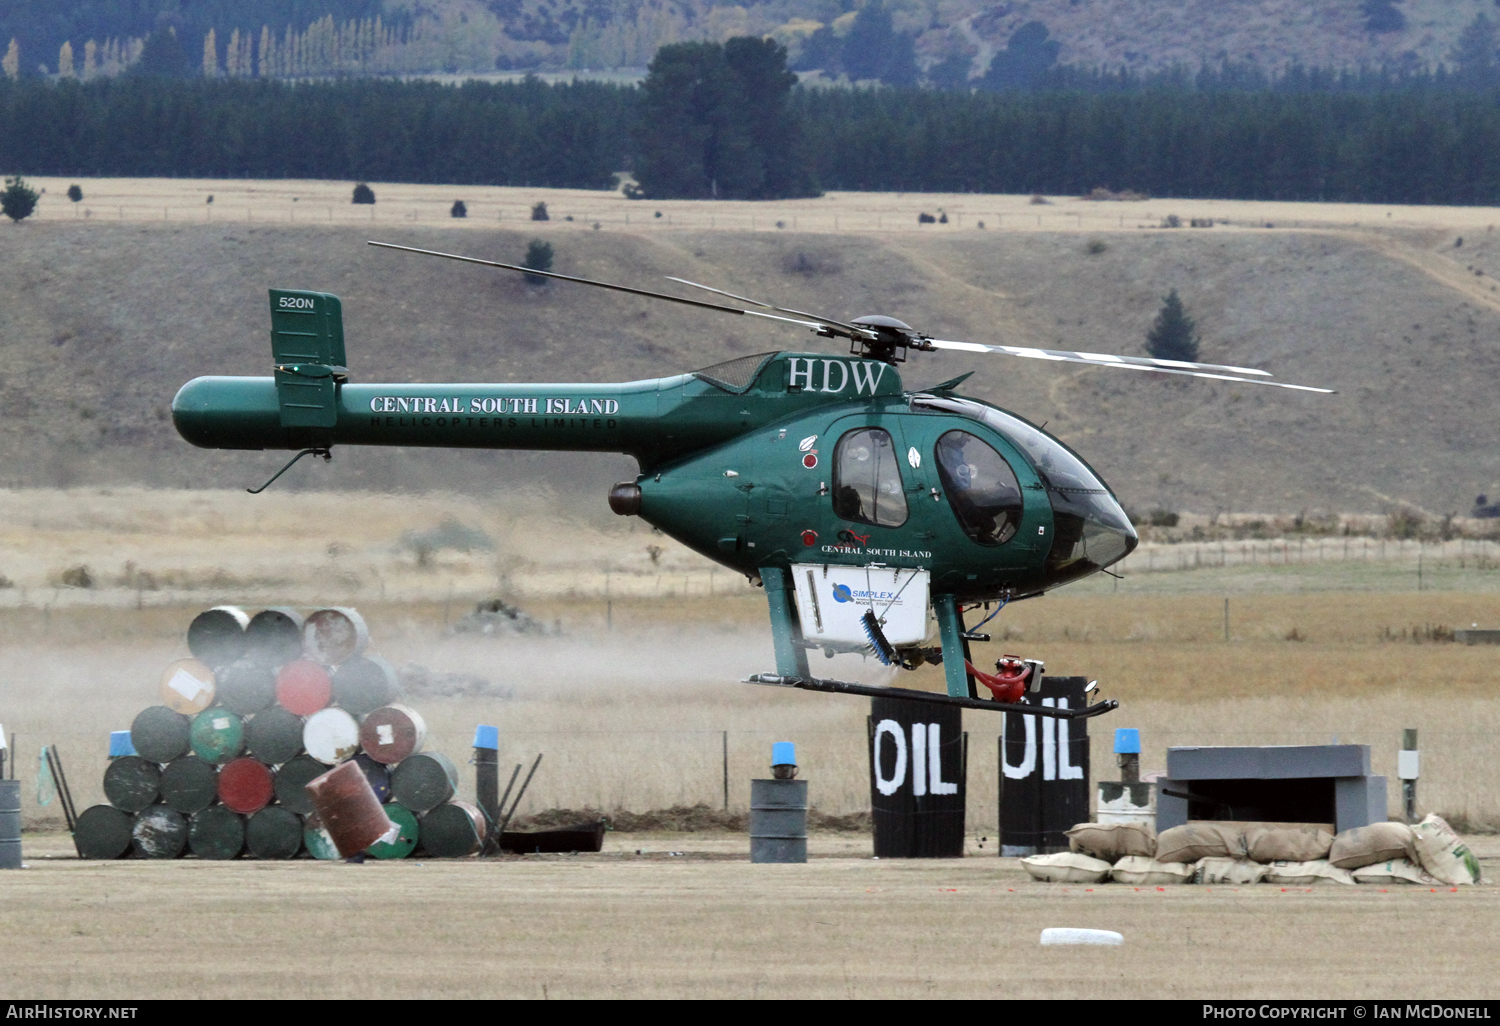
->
[2, 191, 1498, 516]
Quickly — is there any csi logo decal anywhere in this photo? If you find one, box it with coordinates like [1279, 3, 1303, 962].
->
[872, 720, 959, 797]
[836, 530, 870, 546]
[278, 295, 317, 310]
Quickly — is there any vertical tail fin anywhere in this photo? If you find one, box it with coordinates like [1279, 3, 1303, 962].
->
[269, 289, 347, 429]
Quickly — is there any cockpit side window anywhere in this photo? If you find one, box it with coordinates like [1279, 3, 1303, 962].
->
[934, 430, 1022, 545]
[833, 428, 908, 527]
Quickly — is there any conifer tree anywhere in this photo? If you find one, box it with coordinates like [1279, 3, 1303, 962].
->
[1145, 289, 1200, 363]
[59, 41, 75, 78]
[2, 39, 18, 81]
[259, 27, 272, 77]
[2, 176, 40, 223]
[203, 29, 218, 78]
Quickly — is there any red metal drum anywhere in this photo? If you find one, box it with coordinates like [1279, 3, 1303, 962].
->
[217, 757, 275, 814]
[304, 760, 395, 857]
[275, 659, 332, 715]
[358, 704, 427, 765]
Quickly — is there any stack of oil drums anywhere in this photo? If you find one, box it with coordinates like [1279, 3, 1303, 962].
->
[73, 606, 488, 861]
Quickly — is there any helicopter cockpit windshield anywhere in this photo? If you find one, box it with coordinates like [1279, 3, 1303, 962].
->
[912, 394, 1138, 584]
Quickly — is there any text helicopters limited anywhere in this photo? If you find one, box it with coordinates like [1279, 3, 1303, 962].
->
[172, 241, 1331, 720]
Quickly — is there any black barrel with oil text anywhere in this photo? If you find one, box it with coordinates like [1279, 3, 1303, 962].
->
[869, 694, 966, 858]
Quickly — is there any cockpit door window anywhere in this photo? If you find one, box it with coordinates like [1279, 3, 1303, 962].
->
[934, 430, 1023, 545]
[832, 428, 908, 527]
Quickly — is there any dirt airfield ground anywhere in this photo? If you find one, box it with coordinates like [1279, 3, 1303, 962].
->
[7, 830, 1500, 1000]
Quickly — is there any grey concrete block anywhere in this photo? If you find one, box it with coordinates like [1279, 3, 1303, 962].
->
[1167, 745, 1370, 780]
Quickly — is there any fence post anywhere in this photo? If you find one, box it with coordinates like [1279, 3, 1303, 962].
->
[1400, 728, 1419, 824]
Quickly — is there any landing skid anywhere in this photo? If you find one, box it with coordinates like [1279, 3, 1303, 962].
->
[744, 673, 1119, 719]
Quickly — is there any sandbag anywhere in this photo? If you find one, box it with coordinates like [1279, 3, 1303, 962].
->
[1067, 822, 1156, 861]
[1193, 858, 1268, 885]
[1410, 814, 1481, 885]
[1156, 823, 1239, 863]
[1262, 859, 1356, 885]
[1021, 852, 1113, 884]
[1245, 824, 1333, 864]
[1352, 858, 1442, 886]
[1329, 822, 1415, 870]
[1111, 856, 1194, 886]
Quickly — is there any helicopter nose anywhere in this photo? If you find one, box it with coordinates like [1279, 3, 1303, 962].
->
[1044, 489, 1137, 586]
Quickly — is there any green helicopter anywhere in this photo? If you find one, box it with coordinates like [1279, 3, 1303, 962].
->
[172, 241, 1330, 718]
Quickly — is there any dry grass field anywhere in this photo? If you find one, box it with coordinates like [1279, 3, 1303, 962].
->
[7, 488, 1500, 831]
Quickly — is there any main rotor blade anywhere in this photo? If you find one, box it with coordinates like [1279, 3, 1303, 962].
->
[368, 241, 754, 318]
[925, 339, 1334, 393]
[665, 276, 869, 337]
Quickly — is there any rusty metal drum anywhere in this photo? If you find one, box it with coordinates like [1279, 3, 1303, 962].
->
[353, 753, 391, 803]
[217, 757, 275, 814]
[75, 804, 133, 860]
[358, 704, 426, 765]
[244, 607, 304, 668]
[302, 814, 340, 860]
[131, 804, 188, 859]
[159, 756, 219, 814]
[189, 707, 245, 764]
[419, 801, 486, 858]
[303, 708, 360, 765]
[103, 756, 161, 813]
[273, 755, 326, 815]
[131, 705, 191, 764]
[188, 806, 245, 860]
[304, 759, 394, 857]
[158, 658, 217, 715]
[303, 607, 369, 666]
[276, 659, 332, 715]
[246, 806, 302, 859]
[186, 606, 250, 668]
[215, 659, 277, 716]
[244, 705, 304, 764]
[332, 655, 400, 717]
[367, 802, 419, 859]
[390, 752, 458, 814]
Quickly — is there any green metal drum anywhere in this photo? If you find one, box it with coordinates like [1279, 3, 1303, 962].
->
[273, 755, 326, 815]
[188, 805, 245, 860]
[215, 659, 277, 716]
[332, 655, 400, 717]
[366, 802, 418, 859]
[390, 752, 458, 814]
[419, 801, 485, 858]
[131, 805, 188, 859]
[75, 805, 133, 859]
[102, 756, 161, 813]
[189, 707, 245, 764]
[130, 705, 191, 764]
[244, 705, 304, 764]
[244, 607, 304, 668]
[246, 806, 302, 859]
[302, 815, 340, 860]
[159, 756, 219, 814]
